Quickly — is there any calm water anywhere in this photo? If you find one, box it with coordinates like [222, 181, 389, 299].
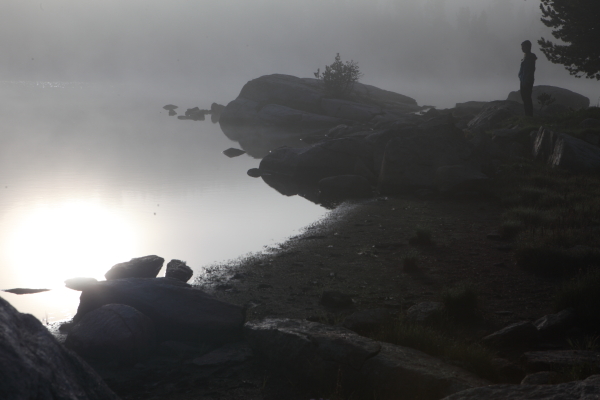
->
[0, 81, 326, 322]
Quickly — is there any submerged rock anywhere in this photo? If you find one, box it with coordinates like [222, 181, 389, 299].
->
[2, 288, 51, 295]
[222, 148, 246, 158]
[163, 104, 178, 110]
[0, 296, 119, 399]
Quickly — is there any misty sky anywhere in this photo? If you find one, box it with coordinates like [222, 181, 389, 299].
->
[1, 0, 598, 108]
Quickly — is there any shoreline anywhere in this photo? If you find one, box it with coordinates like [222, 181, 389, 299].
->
[196, 192, 555, 330]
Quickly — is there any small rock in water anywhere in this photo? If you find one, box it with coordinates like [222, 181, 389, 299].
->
[247, 168, 262, 178]
[223, 148, 246, 158]
[163, 104, 178, 110]
[3, 288, 51, 295]
[168, 109, 177, 116]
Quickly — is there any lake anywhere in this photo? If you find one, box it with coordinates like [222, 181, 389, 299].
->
[0, 81, 327, 323]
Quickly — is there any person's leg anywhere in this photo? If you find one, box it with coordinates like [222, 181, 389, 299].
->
[520, 82, 534, 117]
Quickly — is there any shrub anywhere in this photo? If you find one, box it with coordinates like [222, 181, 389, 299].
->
[537, 92, 556, 110]
[555, 269, 600, 330]
[314, 53, 363, 97]
[442, 285, 479, 322]
[402, 250, 420, 272]
[499, 219, 525, 240]
[408, 228, 434, 246]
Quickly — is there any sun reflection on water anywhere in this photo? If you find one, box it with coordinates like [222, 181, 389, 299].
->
[8, 201, 137, 289]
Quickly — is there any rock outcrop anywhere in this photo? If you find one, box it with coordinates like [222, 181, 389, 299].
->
[65, 303, 156, 364]
[507, 85, 590, 110]
[442, 375, 600, 400]
[74, 277, 246, 343]
[532, 127, 600, 173]
[245, 318, 488, 400]
[0, 296, 119, 400]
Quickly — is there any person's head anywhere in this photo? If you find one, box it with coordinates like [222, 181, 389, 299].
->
[521, 40, 532, 54]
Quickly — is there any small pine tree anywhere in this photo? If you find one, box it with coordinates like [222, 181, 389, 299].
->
[314, 53, 363, 97]
[537, 92, 556, 110]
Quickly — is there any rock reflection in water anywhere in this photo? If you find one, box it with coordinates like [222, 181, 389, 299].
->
[219, 123, 318, 159]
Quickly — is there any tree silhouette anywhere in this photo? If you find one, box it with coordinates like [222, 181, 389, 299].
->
[538, 0, 600, 80]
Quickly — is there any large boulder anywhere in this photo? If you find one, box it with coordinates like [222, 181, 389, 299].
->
[104, 255, 164, 280]
[220, 74, 420, 135]
[0, 296, 119, 400]
[245, 318, 488, 399]
[259, 137, 374, 182]
[507, 85, 590, 110]
[548, 133, 600, 173]
[73, 278, 246, 343]
[65, 304, 156, 364]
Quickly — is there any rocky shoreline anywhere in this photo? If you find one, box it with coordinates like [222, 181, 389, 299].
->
[2, 75, 600, 399]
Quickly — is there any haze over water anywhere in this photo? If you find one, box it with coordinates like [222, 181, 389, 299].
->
[0, 0, 598, 322]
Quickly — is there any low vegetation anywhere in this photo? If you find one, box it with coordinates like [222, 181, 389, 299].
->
[555, 269, 600, 330]
[314, 53, 363, 98]
[371, 317, 496, 380]
[408, 228, 434, 246]
[496, 160, 600, 277]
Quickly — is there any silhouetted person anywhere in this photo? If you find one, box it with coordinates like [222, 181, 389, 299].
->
[519, 40, 537, 117]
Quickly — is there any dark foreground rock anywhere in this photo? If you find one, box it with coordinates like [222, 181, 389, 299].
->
[522, 350, 600, 373]
[0, 296, 119, 400]
[245, 318, 488, 400]
[65, 304, 156, 364]
[74, 278, 246, 343]
[482, 321, 539, 349]
[442, 374, 600, 400]
[104, 255, 164, 280]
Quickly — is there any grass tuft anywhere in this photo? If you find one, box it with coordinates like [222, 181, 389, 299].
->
[402, 249, 420, 272]
[442, 285, 479, 322]
[371, 318, 496, 380]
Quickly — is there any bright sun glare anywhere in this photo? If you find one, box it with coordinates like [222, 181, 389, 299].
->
[8, 202, 137, 288]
